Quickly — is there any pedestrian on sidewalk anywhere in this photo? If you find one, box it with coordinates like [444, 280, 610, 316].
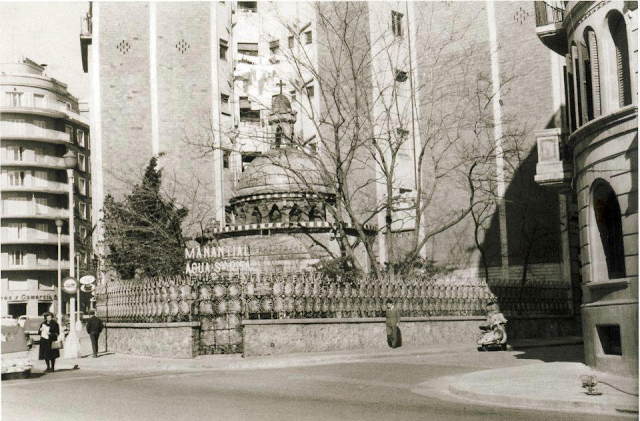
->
[385, 299, 402, 348]
[86, 310, 104, 358]
[39, 312, 60, 372]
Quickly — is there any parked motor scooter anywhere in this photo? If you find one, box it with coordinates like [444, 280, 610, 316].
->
[477, 301, 509, 351]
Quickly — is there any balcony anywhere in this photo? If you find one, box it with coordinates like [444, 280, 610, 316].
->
[80, 13, 93, 73]
[2, 156, 66, 170]
[0, 124, 71, 144]
[1, 234, 70, 246]
[2, 206, 68, 220]
[2, 181, 69, 195]
[0, 101, 89, 127]
[534, 128, 573, 190]
[2, 261, 71, 272]
[534, 1, 567, 55]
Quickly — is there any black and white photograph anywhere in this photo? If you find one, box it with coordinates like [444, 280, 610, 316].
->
[0, 1, 638, 420]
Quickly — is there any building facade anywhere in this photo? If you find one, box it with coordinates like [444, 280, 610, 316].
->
[533, 0, 638, 375]
[81, 2, 584, 292]
[0, 58, 92, 318]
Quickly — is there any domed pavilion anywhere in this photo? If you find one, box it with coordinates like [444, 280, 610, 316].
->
[204, 93, 374, 271]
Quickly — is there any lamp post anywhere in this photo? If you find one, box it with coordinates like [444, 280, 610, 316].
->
[63, 150, 80, 359]
[55, 219, 64, 322]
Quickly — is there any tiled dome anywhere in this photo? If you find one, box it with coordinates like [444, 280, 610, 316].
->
[235, 147, 330, 197]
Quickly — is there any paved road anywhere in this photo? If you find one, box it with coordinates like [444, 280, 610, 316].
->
[2, 348, 622, 421]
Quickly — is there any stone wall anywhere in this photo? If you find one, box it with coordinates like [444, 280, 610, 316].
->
[242, 316, 581, 357]
[103, 322, 200, 358]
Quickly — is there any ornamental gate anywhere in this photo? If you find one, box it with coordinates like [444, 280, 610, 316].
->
[96, 273, 573, 356]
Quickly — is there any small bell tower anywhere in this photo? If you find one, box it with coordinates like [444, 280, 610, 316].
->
[268, 80, 297, 149]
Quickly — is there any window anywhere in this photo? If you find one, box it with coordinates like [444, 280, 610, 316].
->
[36, 223, 48, 239]
[10, 250, 24, 266]
[395, 70, 408, 82]
[33, 94, 45, 108]
[79, 177, 87, 195]
[79, 226, 87, 240]
[597, 325, 622, 356]
[223, 151, 230, 169]
[251, 207, 262, 224]
[219, 39, 228, 60]
[392, 11, 403, 37]
[7, 119, 25, 134]
[34, 147, 44, 163]
[306, 85, 315, 98]
[77, 129, 85, 147]
[270, 40, 280, 55]
[34, 170, 48, 187]
[241, 153, 258, 172]
[36, 197, 48, 214]
[34, 120, 46, 134]
[239, 97, 260, 122]
[289, 204, 302, 223]
[275, 126, 283, 148]
[584, 28, 601, 120]
[237, 1, 257, 12]
[571, 44, 583, 127]
[269, 205, 282, 223]
[397, 127, 409, 137]
[608, 11, 632, 107]
[65, 125, 73, 141]
[79, 202, 87, 220]
[8, 146, 24, 161]
[78, 153, 86, 171]
[8, 222, 25, 240]
[221, 94, 230, 115]
[8, 171, 26, 186]
[238, 42, 259, 56]
[37, 251, 48, 266]
[288, 36, 294, 49]
[305, 31, 312, 44]
[593, 182, 626, 279]
[5, 92, 23, 107]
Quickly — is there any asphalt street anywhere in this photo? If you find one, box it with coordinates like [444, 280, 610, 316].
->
[2, 346, 624, 421]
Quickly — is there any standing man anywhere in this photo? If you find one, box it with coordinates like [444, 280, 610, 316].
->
[86, 310, 104, 358]
[385, 299, 401, 348]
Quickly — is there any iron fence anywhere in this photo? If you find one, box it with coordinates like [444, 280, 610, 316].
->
[95, 271, 572, 354]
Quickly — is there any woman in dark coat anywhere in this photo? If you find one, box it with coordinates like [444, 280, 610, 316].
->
[39, 312, 61, 372]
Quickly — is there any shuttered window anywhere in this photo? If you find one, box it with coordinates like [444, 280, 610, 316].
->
[585, 29, 601, 119]
[608, 13, 632, 107]
[570, 45, 583, 128]
[564, 59, 577, 132]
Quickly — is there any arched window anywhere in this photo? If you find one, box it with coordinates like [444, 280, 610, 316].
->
[289, 204, 302, 223]
[275, 126, 283, 149]
[268, 205, 281, 223]
[251, 207, 262, 224]
[608, 11, 632, 107]
[593, 182, 626, 279]
[570, 43, 584, 127]
[583, 28, 601, 120]
[308, 206, 317, 222]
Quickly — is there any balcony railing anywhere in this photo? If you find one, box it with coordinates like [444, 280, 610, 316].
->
[2, 156, 66, 168]
[534, 1, 565, 26]
[1, 124, 71, 143]
[1, 205, 68, 219]
[534, 1, 567, 55]
[1, 101, 89, 126]
[1, 181, 69, 194]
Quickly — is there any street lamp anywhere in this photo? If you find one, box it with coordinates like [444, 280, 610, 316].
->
[55, 219, 64, 322]
[63, 150, 80, 359]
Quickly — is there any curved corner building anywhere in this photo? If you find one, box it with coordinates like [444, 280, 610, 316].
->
[533, 1, 637, 375]
[0, 57, 92, 318]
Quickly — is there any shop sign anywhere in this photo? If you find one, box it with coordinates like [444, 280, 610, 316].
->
[184, 245, 252, 274]
[80, 284, 95, 293]
[1, 292, 55, 301]
[63, 277, 78, 294]
[79, 275, 96, 285]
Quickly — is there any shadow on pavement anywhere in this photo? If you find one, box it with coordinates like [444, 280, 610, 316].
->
[511, 344, 584, 363]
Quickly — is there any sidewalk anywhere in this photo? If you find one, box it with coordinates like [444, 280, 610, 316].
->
[30, 335, 638, 417]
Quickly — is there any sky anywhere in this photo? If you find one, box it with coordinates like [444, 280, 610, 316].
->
[0, 2, 91, 101]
